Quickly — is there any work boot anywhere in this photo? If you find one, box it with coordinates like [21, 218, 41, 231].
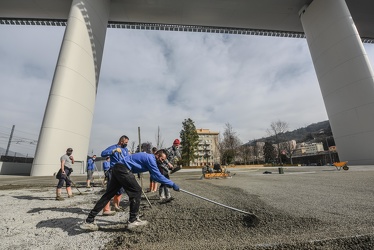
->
[80, 221, 99, 231]
[113, 205, 124, 212]
[127, 218, 148, 230]
[159, 189, 165, 200]
[102, 211, 116, 216]
[165, 196, 174, 202]
[56, 196, 64, 201]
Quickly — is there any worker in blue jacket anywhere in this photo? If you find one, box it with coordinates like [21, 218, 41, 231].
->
[86, 155, 96, 188]
[101, 135, 130, 167]
[102, 156, 110, 184]
[80, 149, 180, 231]
[100, 135, 130, 215]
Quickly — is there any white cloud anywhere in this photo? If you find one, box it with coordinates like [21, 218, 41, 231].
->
[1, 25, 373, 156]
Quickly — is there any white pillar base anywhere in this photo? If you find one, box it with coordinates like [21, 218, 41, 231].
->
[31, 0, 110, 176]
[300, 0, 374, 164]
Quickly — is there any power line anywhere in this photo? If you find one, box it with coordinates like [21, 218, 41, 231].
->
[0, 125, 38, 157]
[0, 125, 39, 138]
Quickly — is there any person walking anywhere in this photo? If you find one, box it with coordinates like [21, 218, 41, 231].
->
[80, 149, 180, 231]
[86, 155, 96, 188]
[55, 148, 75, 201]
[100, 135, 130, 215]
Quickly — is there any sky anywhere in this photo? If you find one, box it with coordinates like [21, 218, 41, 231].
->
[1, 24, 374, 157]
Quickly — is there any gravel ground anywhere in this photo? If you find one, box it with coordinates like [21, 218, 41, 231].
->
[1, 166, 373, 249]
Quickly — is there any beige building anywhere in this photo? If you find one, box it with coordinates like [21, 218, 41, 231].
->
[294, 142, 325, 156]
[194, 129, 220, 166]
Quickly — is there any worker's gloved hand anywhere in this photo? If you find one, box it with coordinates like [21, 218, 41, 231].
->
[112, 148, 122, 154]
[172, 183, 180, 191]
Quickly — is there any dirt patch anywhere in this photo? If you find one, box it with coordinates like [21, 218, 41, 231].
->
[104, 180, 345, 250]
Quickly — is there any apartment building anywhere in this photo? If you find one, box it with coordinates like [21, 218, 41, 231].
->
[193, 128, 220, 166]
[294, 142, 325, 156]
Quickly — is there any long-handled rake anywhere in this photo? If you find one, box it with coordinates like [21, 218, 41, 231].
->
[136, 174, 153, 208]
[93, 164, 105, 188]
[180, 188, 259, 224]
[65, 175, 86, 195]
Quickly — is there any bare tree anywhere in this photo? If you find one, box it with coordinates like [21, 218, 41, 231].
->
[267, 120, 289, 164]
[220, 123, 242, 165]
[155, 126, 164, 149]
[238, 144, 252, 165]
[281, 140, 297, 164]
[130, 141, 136, 154]
[252, 140, 260, 164]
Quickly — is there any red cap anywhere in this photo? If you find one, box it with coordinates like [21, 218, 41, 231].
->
[173, 139, 180, 145]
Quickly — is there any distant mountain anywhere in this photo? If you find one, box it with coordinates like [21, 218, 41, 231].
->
[248, 120, 333, 145]
[282, 120, 332, 143]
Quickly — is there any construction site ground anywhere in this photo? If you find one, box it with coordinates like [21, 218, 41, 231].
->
[0, 165, 373, 249]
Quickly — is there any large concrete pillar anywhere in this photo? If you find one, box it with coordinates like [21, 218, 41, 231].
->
[299, 0, 374, 165]
[31, 0, 110, 176]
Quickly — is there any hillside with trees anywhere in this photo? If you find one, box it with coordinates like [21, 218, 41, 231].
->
[250, 120, 333, 146]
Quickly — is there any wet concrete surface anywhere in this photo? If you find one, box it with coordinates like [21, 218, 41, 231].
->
[1, 165, 374, 249]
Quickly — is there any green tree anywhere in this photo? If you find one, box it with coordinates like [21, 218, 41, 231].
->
[263, 141, 276, 164]
[303, 132, 314, 142]
[180, 118, 199, 166]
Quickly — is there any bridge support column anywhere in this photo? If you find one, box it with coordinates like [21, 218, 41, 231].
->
[31, 0, 110, 176]
[300, 0, 374, 164]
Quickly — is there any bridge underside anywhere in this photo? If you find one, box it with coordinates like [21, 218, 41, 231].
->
[1, 0, 374, 175]
[0, 0, 374, 42]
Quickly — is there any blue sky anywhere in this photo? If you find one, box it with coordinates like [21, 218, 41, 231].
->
[1, 24, 374, 157]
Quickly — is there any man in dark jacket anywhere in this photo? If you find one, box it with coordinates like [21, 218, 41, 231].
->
[80, 149, 180, 231]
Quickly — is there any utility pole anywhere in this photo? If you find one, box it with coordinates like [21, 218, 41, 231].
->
[5, 125, 15, 156]
[138, 127, 143, 189]
[157, 126, 160, 149]
[325, 137, 333, 164]
[138, 127, 141, 152]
